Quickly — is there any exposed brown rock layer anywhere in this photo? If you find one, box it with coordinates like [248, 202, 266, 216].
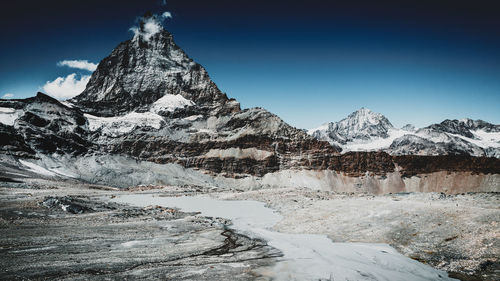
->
[104, 132, 499, 178]
[394, 155, 500, 177]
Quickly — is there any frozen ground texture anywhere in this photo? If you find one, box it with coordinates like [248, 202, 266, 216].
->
[0, 177, 498, 280]
[113, 194, 456, 280]
[0, 182, 278, 280]
[215, 188, 500, 280]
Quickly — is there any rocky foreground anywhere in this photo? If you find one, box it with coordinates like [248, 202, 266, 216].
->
[0, 179, 498, 280]
[0, 181, 279, 280]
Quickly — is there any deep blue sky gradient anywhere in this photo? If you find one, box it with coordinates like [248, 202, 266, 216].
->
[0, 0, 499, 128]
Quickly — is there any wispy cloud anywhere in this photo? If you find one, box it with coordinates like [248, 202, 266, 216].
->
[2, 93, 14, 99]
[57, 60, 97, 72]
[162, 11, 172, 19]
[130, 11, 173, 42]
[42, 73, 90, 100]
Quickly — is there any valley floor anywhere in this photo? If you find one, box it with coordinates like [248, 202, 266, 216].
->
[0, 178, 498, 280]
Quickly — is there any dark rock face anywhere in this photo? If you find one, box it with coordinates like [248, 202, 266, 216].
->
[427, 119, 500, 139]
[41, 196, 93, 214]
[71, 18, 239, 117]
[0, 123, 35, 158]
[393, 155, 500, 178]
[0, 93, 93, 156]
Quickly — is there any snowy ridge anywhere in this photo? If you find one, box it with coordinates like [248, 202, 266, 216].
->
[310, 108, 500, 157]
[310, 108, 394, 146]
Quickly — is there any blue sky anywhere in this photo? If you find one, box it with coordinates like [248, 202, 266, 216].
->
[0, 0, 499, 128]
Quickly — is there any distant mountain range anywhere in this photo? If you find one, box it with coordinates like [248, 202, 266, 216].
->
[309, 108, 500, 158]
[0, 14, 498, 193]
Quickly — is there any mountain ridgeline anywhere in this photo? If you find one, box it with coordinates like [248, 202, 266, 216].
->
[0, 16, 498, 193]
[309, 108, 500, 158]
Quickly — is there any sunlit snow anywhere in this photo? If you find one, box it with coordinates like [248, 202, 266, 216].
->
[0, 107, 21, 126]
[150, 94, 194, 113]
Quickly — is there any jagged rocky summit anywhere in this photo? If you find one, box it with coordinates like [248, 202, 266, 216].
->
[0, 15, 499, 193]
[309, 108, 500, 158]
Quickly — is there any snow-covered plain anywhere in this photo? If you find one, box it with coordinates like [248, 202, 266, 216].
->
[113, 194, 456, 281]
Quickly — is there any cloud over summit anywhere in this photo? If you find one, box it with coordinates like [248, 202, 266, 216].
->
[130, 11, 173, 42]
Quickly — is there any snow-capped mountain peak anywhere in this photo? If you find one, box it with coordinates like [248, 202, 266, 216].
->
[309, 108, 394, 146]
[309, 109, 500, 158]
[344, 107, 393, 131]
[70, 14, 239, 117]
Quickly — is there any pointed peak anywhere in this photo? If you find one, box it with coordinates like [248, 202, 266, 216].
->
[354, 107, 373, 114]
[344, 107, 393, 129]
[130, 12, 172, 42]
[348, 107, 381, 120]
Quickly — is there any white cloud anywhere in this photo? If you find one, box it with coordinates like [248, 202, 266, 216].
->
[57, 60, 97, 72]
[162, 12, 172, 19]
[2, 93, 14, 99]
[130, 12, 173, 42]
[42, 73, 90, 100]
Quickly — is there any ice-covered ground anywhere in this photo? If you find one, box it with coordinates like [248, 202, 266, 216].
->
[113, 194, 456, 281]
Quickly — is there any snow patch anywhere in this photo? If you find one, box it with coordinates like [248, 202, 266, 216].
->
[343, 128, 411, 152]
[85, 112, 164, 137]
[60, 101, 75, 108]
[0, 107, 21, 126]
[49, 168, 77, 178]
[468, 130, 500, 148]
[307, 123, 329, 135]
[150, 94, 194, 113]
[19, 160, 57, 177]
[183, 114, 203, 121]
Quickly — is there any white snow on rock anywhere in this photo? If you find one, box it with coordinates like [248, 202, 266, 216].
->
[463, 130, 500, 148]
[341, 128, 411, 152]
[309, 108, 500, 157]
[60, 101, 75, 108]
[150, 94, 194, 113]
[204, 148, 274, 161]
[307, 123, 329, 135]
[183, 114, 203, 121]
[113, 194, 456, 281]
[19, 160, 57, 177]
[0, 107, 21, 126]
[85, 112, 164, 137]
